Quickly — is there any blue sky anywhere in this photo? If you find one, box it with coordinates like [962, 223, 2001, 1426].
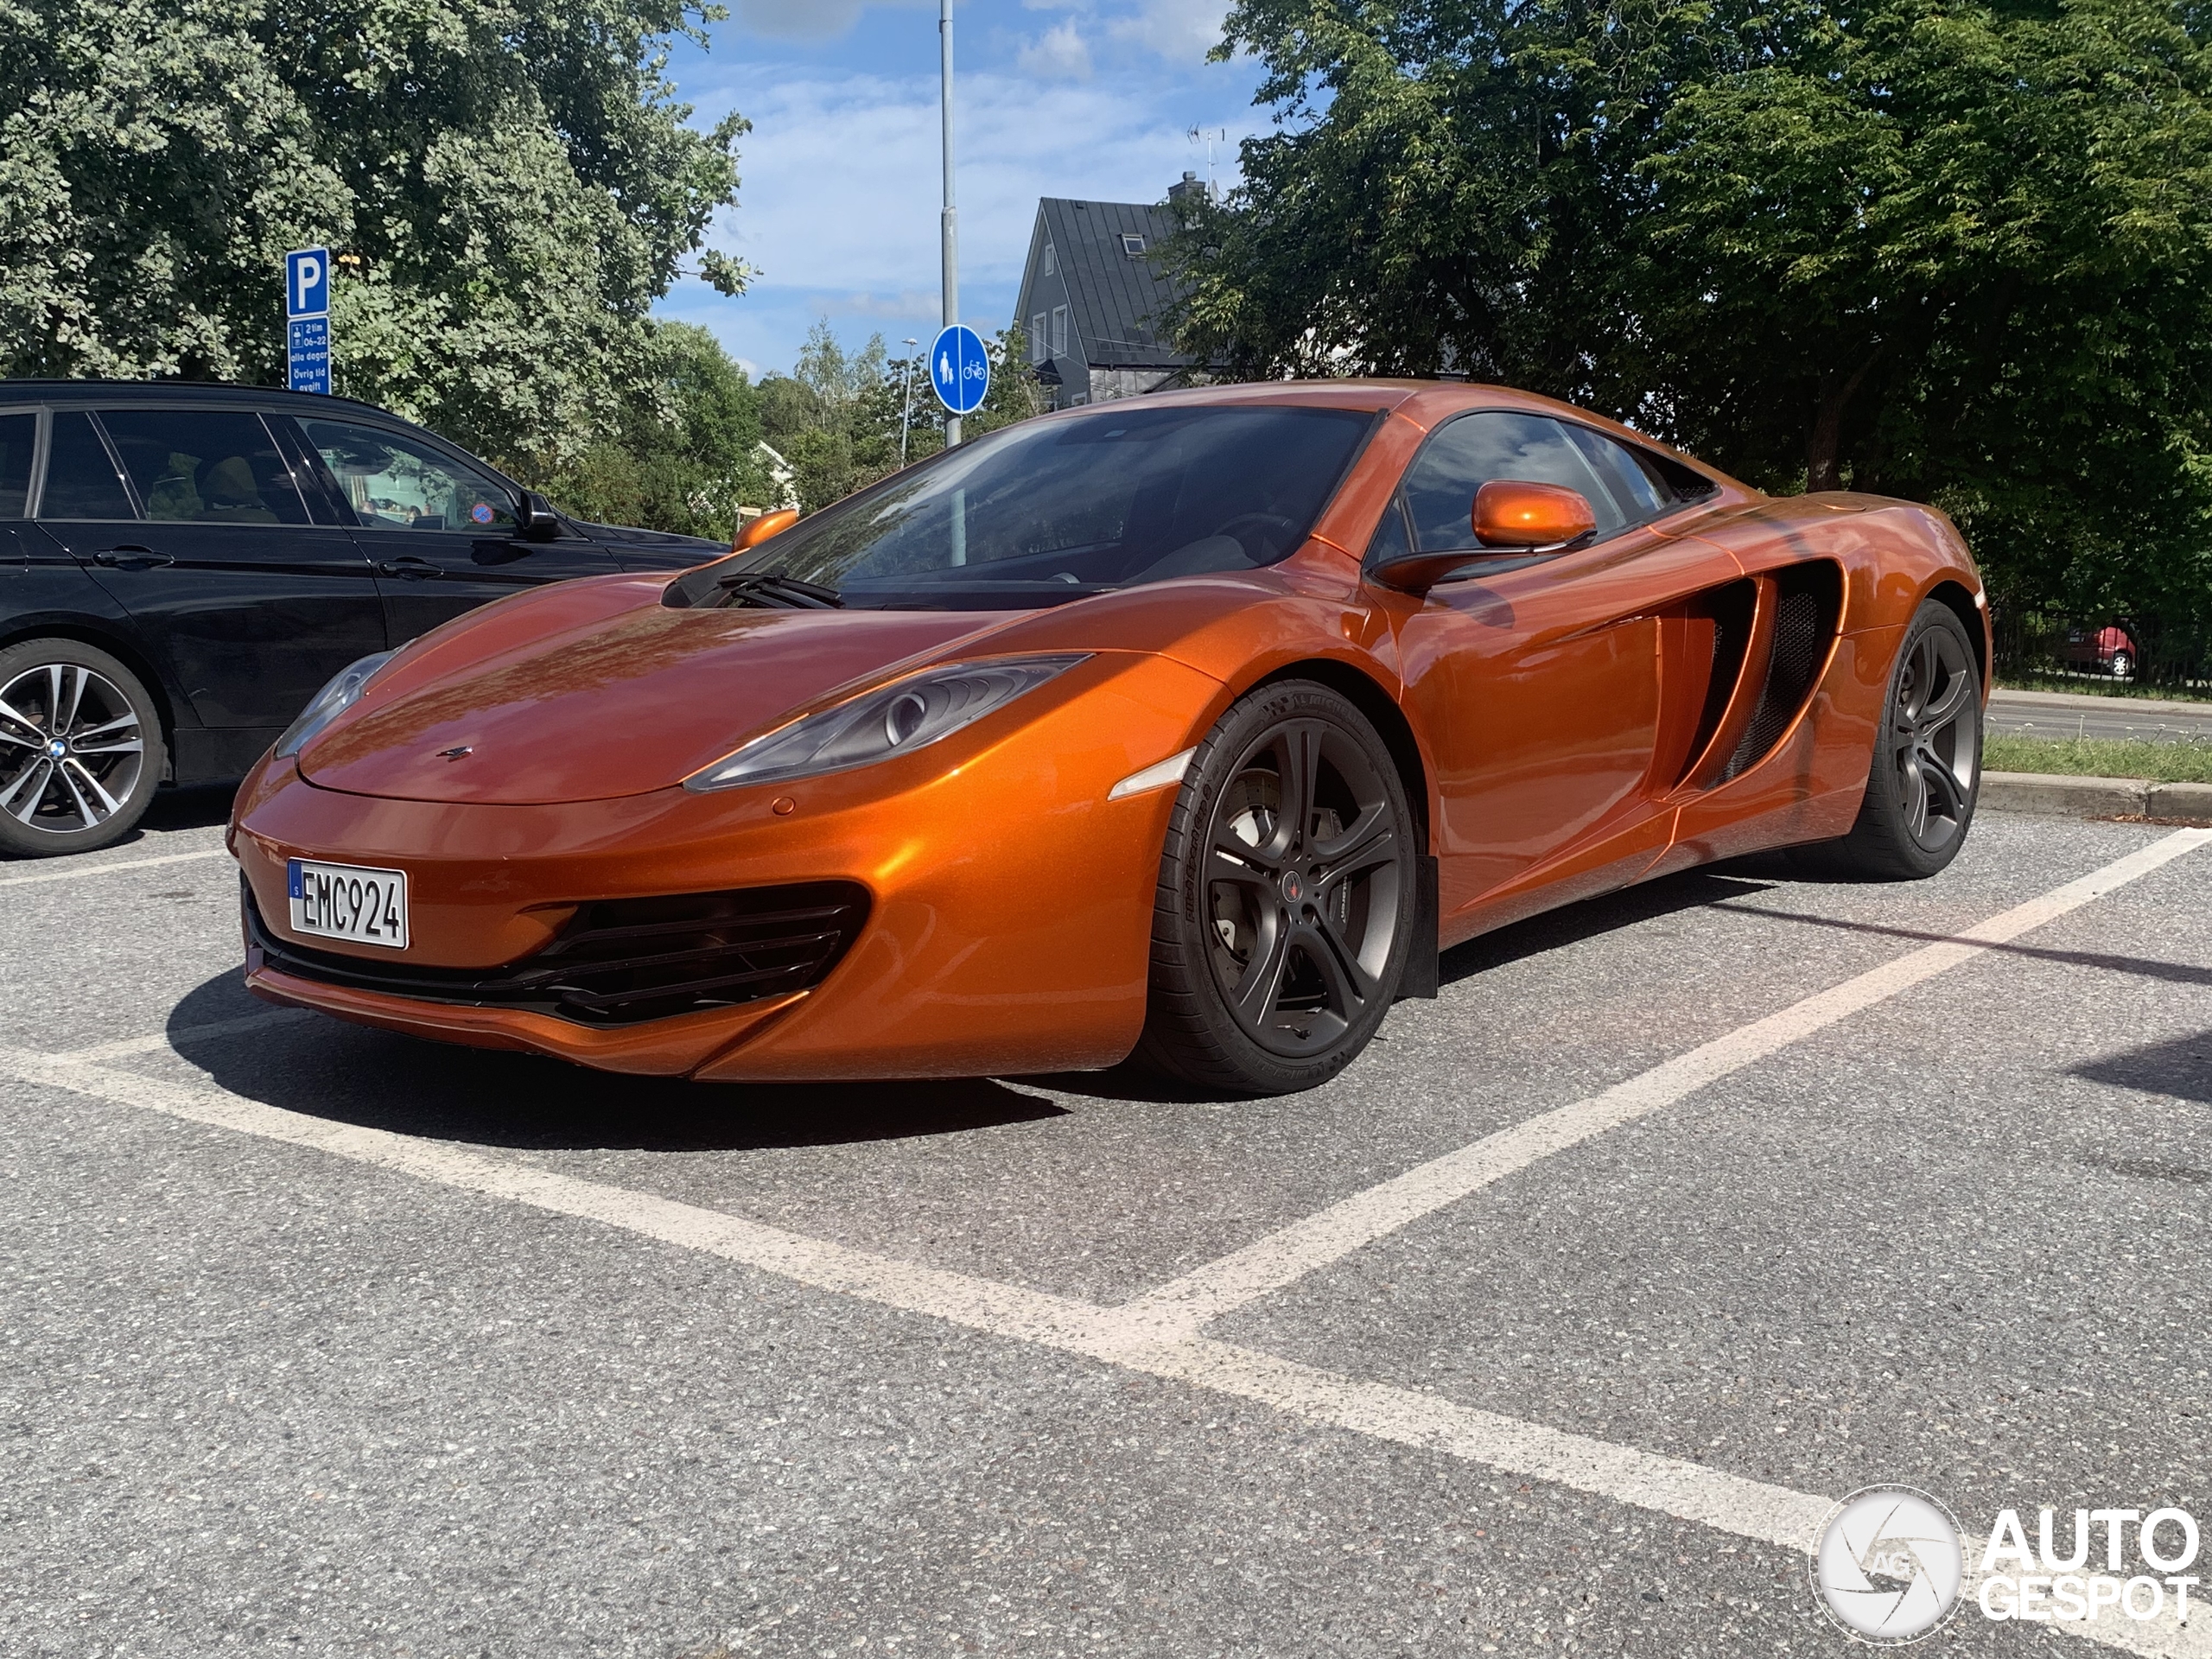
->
[653, 0, 1269, 378]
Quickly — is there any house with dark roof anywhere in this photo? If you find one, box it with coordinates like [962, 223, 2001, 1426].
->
[1013, 175, 1209, 410]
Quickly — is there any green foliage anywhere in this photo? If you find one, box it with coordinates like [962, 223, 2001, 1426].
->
[1171, 0, 2212, 631]
[528, 321, 773, 539]
[757, 320, 1046, 514]
[0, 0, 750, 474]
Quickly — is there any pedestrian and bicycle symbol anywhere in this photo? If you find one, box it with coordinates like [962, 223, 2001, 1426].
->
[929, 324, 989, 416]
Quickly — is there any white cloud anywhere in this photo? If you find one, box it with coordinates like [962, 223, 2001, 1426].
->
[734, 0, 932, 40]
[1108, 0, 1228, 63]
[1016, 19, 1093, 78]
[658, 41, 1262, 372]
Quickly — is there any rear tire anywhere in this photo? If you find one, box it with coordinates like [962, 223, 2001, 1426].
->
[1795, 601, 1980, 880]
[1135, 680, 1416, 1095]
[0, 638, 166, 858]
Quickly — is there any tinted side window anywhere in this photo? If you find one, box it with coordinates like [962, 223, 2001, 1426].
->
[0, 414, 34, 518]
[1561, 424, 1670, 522]
[99, 410, 311, 526]
[39, 411, 138, 520]
[1402, 412, 1624, 552]
[301, 419, 516, 531]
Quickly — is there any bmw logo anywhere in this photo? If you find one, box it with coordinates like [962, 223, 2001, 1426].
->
[46, 737, 66, 759]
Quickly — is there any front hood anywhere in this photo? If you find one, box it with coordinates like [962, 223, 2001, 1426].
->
[299, 591, 1015, 804]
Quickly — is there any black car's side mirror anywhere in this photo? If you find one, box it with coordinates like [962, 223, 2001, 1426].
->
[516, 492, 562, 542]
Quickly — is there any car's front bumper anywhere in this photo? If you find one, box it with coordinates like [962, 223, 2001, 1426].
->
[229, 652, 1224, 1080]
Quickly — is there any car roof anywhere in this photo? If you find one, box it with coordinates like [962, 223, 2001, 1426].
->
[0, 378, 404, 422]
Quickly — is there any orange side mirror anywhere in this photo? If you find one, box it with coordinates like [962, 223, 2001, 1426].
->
[733, 507, 800, 553]
[1473, 480, 1596, 549]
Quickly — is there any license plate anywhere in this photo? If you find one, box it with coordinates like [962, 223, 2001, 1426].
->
[287, 858, 409, 949]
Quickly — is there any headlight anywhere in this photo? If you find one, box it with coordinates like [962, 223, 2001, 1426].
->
[275, 650, 396, 758]
[684, 654, 1089, 793]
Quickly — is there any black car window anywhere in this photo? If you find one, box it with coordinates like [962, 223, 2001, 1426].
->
[301, 418, 517, 531]
[99, 410, 312, 526]
[38, 411, 138, 521]
[0, 413, 33, 518]
[1560, 423, 1672, 522]
[1402, 411, 1625, 552]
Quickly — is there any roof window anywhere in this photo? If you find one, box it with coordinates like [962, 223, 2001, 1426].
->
[1121, 234, 1147, 257]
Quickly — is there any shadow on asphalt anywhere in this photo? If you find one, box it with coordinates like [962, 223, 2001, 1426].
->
[2071, 1028, 2212, 1105]
[1439, 870, 1774, 987]
[164, 972, 1071, 1153]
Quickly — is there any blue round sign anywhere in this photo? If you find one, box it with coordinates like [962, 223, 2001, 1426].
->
[929, 324, 989, 416]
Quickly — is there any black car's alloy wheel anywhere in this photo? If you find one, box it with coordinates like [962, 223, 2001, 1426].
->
[0, 639, 164, 857]
[1138, 680, 1416, 1094]
[1796, 601, 1981, 880]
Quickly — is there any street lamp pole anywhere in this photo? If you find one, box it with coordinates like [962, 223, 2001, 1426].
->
[938, 0, 961, 449]
[899, 337, 919, 464]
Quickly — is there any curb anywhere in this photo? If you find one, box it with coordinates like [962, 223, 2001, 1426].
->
[1980, 771, 2212, 821]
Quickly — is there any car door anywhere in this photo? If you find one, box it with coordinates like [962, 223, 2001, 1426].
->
[1382, 410, 1735, 919]
[282, 414, 620, 640]
[34, 406, 390, 751]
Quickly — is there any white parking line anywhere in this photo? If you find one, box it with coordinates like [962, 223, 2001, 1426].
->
[1117, 827, 2212, 1338]
[0, 1035, 2202, 1652]
[0, 846, 230, 889]
[64, 1007, 311, 1063]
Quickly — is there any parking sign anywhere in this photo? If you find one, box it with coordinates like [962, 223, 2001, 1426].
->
[929, 324, 989, 416]
[285, 248, 329, 320]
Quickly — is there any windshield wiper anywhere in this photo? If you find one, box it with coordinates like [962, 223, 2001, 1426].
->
[713, 572, 844, 610]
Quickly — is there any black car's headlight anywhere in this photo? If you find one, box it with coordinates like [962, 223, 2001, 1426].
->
[683, 654, 1090, 793]
[275, 650, 396, 758]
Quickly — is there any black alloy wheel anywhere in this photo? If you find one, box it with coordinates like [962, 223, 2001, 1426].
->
[1138, 680, 1417, 1094]
[0, 639, 166, 858]
[1796, 601, 1981, 880]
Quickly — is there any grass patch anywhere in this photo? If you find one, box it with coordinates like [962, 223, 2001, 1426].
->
[1984, 734, 2212, 782]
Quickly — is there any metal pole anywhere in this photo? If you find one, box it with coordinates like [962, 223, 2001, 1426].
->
[938, 0, 961, 449]
[899, 337, 918, 463]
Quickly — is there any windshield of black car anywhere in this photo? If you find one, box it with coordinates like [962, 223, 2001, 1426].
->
[721, 404, 1376, 611]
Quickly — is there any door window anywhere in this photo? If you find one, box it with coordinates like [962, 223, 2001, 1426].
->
[99, 410, 312, 525]
[38, 412, 137, 520]
[0, 414, 33, 518]
[1401, 411, 1625, 552]
[300, 420, 517, 532]
[1560, 424, 1674, 522]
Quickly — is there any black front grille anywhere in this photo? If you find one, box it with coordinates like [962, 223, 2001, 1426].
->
[248, 880, 869, 1026]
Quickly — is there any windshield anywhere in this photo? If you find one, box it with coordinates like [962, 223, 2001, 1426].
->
[717, 404, 1376, 611]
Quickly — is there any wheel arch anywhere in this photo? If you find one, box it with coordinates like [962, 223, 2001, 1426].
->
[1925, 579, 1987, 690]
[1249, 656, 1433, 856]
[0, 619, 182, 779]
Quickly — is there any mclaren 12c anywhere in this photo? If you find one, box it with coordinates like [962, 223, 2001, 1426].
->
[228, 381, 1989, 1094]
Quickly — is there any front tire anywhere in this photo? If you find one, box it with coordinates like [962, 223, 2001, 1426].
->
[1800, 601, 1981, 880]
[1136, 680, 1416, 1095]
[0, 639, 166, 858]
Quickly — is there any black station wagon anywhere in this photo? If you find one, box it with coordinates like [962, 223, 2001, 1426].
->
[0, 382, 722, 856]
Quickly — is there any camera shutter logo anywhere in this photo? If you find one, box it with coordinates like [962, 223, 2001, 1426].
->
[1811, 1486, 1965, 1643]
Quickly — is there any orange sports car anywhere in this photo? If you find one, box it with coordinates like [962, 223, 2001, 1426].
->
[228, 381, 1988, 1095]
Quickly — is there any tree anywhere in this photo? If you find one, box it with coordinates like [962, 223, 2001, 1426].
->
[535, 321, 774, 539]
[0, 0, 750, 473]
[757, 320, 1046, 514]
[1169, 0, 2212, 638]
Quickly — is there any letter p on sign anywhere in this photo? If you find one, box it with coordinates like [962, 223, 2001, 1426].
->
[286, 248, 330, 319]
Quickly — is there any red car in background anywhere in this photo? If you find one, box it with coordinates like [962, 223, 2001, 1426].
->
[2066, 622, 2138, 679]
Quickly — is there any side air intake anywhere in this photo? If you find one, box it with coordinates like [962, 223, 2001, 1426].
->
[1719, 562, 1843, 783]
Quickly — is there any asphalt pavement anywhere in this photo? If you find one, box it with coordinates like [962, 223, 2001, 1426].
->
[1990, 687, 2212, 746]
[3, 792, 2209, 1657]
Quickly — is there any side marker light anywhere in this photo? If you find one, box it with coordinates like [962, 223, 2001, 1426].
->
[1109, 747, 1197, 802]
